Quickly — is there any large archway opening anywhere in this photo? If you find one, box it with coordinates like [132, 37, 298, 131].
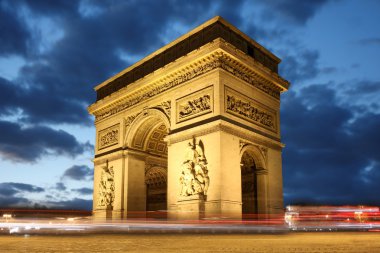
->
[145, 167, 167, 212]
[240, 150, 258, 219]
[130, 115, 168, 218]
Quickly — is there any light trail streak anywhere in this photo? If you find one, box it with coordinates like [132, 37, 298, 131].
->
[1, 205, 379, 235]
[1, 218, 379, 235]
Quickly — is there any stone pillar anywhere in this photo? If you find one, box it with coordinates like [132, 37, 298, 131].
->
[267, 148, 284, 216]
[112, 157, 126, 219]
[167, 131, 221, 220]
[256, 168, 268, 218]
[218, 131, 242, 219]
[124, 151, 147, 218]
[167, 129, 244, 220]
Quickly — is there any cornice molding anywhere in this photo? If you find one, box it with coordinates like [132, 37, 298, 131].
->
[89, 46, 286, 123]
[217, 40, 289, 91]
[91, 54, 221, 122]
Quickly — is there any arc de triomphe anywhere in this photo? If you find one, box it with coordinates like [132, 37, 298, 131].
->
[88, 16, 289, 220]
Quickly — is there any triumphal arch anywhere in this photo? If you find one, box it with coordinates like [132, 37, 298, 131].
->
[88, 16, 289, 220]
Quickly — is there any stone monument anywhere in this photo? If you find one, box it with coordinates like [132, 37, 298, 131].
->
[88, 16, 290, 220]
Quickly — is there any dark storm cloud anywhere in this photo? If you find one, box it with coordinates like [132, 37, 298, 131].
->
[0, 0, 326, 127]
[62, 165, 93, 181]
[349, 113, 380, 162]
[0, 181, 92, 209]
[280, 50, 320, 83]
[208, 0, 245, 27]
[233, 0, 332, 44]
[261, 0, 330, 25]
[0, 120, 92, 162]
[246, 25, 289, 45]
[72, 187, 93, 195]
[0, 0, 264, 166]
[21, 0, 79, 16]
[0, 77, 18, 116]
[0, 196, 31, 207]
[0, 182, 44, 195]
[0, 182, 43, 207]
[0, 0, 247, 127]
[0, 3, 30, 56]
[0, 77, 92, 125]
[337, 80, 380, 112]
[281, 84, 380, 205]
[344, 80, 380, 95]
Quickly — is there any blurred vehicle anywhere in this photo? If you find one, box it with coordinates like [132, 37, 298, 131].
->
[285, 205, 380, 230]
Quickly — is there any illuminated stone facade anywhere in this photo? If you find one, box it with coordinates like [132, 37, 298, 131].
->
[88, 16, 289, 219]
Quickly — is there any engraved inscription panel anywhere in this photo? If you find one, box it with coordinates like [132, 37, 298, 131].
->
[225, 87, 277, 132]
[176, 86, 213, 123]
[98, 124, 120, 150]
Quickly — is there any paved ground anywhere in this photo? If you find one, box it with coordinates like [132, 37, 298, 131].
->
[0, 232, 379, 253]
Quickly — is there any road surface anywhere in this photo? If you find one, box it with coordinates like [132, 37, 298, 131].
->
[0, 232, 379, 253]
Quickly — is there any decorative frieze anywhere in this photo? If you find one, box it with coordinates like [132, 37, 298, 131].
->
[225, 87, 277, 132]
[219, 57, 280, 99]
[98, 124, 120, 150]
[94, 58, 220, 122]
[93, 54, 281, 122]
[176, 87, 213, 123]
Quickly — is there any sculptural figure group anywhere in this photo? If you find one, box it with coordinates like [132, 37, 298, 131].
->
[179, 95, 211, 119]
[97, 160, 115, 208]
[180, 138, 210, 197]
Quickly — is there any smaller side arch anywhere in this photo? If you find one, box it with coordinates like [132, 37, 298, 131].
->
[239, 143, 268, 218]
[240, 144, 266, 170]
[124, 108, 170, 148]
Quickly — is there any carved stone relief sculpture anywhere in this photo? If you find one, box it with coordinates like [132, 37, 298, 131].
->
[94, 59, 220, 122]
[177, 87, 213, 123]
[157, 101, 171, 120]
[226, 88, 277, 132]
[93, 55, 283, 123]
[97, 160, 115, 209]
[125, 114, 138, 128]
[98, 124, 120, 149]
[219, 57, 280, 99]
[179, 95, 211, 119]
[179, 138, 210, 197]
